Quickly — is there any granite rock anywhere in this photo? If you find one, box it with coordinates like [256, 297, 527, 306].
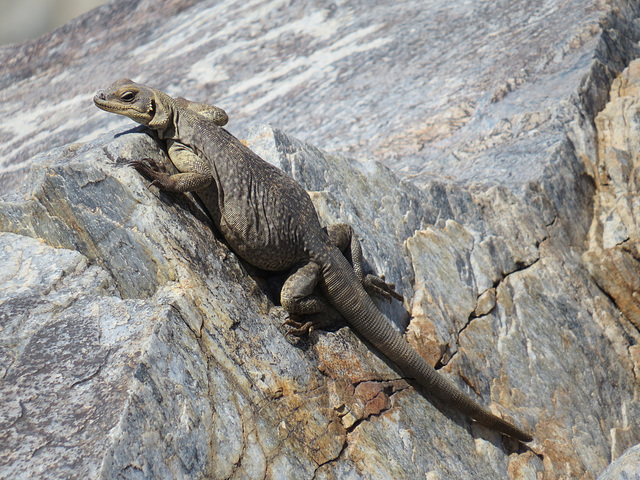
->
[584, 58, 640, 332]
[1, 0, 640, 479]
[598, 444, 640, 480]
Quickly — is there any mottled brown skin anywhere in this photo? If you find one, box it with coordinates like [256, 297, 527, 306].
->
[94, 79, 533, 443]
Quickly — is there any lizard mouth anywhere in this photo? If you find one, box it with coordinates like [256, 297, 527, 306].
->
[93, 93, 116, 111]
[93, 93, 152, 124]
[93, 93, 125, 113]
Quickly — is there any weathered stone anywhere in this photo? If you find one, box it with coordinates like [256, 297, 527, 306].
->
[405, 221, 477, 366]
[0, 0, 635, 198]
[584, 59, 640, 332]
[0, 231, 165, 479]
[598, 444, 640, 480]
[583, 56, 640, 480]
[0, 128, 353, 479]
[475, 288, 497, 317]
[1, 0, 640, 478]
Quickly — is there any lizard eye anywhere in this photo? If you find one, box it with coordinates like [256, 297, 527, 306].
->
[121, 91, 135, 102]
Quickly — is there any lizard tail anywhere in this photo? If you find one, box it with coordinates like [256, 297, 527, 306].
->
[320, 248, 533, 443]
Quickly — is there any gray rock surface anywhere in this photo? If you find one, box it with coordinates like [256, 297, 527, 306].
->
[599, 444, 640, 480]
[1, 0, 640, 479]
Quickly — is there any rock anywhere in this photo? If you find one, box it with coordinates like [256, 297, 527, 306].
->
[584, 59, 640, 332]
[475, 288, 497, 317]
[584, 55, 640, 480]
[0, 0, 635, 197]
[1, 0, 640, 479]
[598, 444, 640, 480]
[405, 221, 479, 366]
[0, 232, 160, 480]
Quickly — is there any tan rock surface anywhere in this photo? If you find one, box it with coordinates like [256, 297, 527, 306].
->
[1, 1, 640, 479]
[585, 59, 640, 332]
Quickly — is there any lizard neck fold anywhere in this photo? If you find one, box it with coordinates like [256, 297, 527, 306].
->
[148, 90, 175, 135]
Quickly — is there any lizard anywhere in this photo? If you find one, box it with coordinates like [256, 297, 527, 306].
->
[95, 80, 397, 301]
[94, 78, 533, 443]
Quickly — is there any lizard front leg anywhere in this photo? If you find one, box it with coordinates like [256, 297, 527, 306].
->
[130, 140, 213, 193]
[325, 223, 403, 302]
[281, 261, 343, 336]
[130, 159, 212, 192]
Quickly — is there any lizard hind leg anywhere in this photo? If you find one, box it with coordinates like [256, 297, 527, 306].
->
[325, 223, 403, 302]
[281, 260, 343, 337]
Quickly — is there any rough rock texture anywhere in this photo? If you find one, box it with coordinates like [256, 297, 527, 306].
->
[1, 0, 640, 479]
[584, 59, 640, 333]
[599, 444, 640, 480]
[0, 0, 637, 193]
[582, 58, 640, 480]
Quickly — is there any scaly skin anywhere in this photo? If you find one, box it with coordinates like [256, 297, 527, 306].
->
[94, 79, 533, 443]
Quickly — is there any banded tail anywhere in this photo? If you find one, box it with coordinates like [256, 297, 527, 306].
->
[321, 247, 533, 443]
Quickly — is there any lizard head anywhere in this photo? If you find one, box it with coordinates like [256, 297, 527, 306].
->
[94, 78, 171, 130]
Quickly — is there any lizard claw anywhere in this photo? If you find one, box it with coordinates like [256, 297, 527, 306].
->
[127, 159, 149, 173]
[128, 158, 166, 172]
[363, 274, 404, 302]
[127, 159, 169, 190]
[283, 317, 314, 337]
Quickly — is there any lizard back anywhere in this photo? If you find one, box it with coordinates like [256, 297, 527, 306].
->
[183, 112, 328, 271]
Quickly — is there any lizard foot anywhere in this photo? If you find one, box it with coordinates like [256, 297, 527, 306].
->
[363, 274, 404, 302]
[128, 158, 171, 189]
[283, 312, 343, 337]
[283, 316, 315, 337]
[128, 158, 166, 175]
